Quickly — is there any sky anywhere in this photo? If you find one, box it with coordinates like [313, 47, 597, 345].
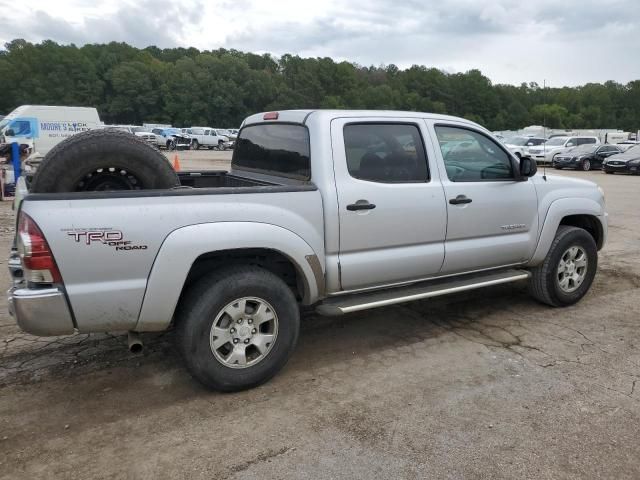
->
[1, 0, 638, 87]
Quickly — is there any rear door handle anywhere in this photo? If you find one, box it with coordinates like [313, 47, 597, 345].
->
[449, 195, 472, 205]
[347, 201, 376, 211]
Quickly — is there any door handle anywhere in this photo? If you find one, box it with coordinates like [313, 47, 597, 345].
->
[347, 201, 376, 211]
[449, 195, 472, 205]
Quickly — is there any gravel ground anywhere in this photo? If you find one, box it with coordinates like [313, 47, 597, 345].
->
[0, 158, 639, 479]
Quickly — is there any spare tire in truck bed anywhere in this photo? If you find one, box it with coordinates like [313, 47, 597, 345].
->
[30, 129, 180, 193]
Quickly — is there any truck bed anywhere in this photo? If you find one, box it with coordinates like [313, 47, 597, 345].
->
[24, 169, 316, 200]
[177, 170, 273, 188]
[18, 171, 324, 333]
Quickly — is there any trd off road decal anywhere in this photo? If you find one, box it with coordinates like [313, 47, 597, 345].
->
[63, 228, 148, 251]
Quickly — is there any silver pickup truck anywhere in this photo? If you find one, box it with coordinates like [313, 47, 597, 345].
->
[8, 110, 607, 391]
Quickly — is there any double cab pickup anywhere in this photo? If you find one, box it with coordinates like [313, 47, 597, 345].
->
[9, 110, 607, 391]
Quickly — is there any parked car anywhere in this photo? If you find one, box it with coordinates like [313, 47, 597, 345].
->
[219, 129, 238, 141]
[552, 144, 622, 171]
[184, 127, 229, 150]
[616, 140, 640, 151]
[151, 128, 191, 150]
[211, 128, 234, 149]
[8, 110, 607, 392]
[503, 136, 546, 158]
[602, 145, 640, 175]
[528, 136, 600, 164]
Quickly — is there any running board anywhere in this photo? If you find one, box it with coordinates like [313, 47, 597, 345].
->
[316, 269, 531, 316]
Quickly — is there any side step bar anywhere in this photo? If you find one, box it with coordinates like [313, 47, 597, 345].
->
[316, 269, 531, 316]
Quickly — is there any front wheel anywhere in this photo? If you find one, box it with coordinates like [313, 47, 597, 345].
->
[528, 226, 597, 307]
[192, 140, 199, 150]
[581, 159, 591, 171]
[176, 266, 300, 391]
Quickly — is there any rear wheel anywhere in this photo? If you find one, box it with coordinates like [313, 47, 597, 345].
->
[176, 266, 300, 391]
[528, 226, 597, 307]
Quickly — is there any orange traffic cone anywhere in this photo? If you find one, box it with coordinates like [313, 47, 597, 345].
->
[173, 154, 181, 171]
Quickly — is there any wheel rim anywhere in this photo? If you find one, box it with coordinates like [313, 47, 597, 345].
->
[583, 160, 590, 171]
[209, 297, 279, 369]
[557, 246, 588, 293]
[75, 167, 143, 191]
[193, 141, 198, 149]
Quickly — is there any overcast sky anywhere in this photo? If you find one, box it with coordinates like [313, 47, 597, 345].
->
[1, 0, 638, 86]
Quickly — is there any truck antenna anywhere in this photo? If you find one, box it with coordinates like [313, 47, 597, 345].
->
[542, 79, 547, 181]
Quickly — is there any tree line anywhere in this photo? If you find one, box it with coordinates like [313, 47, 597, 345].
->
[1, 39, 639, 132]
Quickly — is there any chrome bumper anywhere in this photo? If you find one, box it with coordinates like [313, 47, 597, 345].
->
[8, 286, 75, 336]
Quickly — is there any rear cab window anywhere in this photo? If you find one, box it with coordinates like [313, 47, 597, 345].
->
[232, 123, 311, 180]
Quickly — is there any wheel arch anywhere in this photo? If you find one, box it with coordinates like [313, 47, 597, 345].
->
[134, 222, 324, 331]
[529, 198, 606, 266]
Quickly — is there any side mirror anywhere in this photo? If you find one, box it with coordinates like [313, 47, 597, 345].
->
[519, 157, 537, 178]
[566, 142, 574, 147]
[5, 129, 15, 137]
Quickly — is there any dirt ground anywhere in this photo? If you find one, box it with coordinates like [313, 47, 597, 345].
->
[1, 155, 639, 479]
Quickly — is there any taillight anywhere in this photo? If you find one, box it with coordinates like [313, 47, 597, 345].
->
[263, 111, 279, 120]
[17, 212, 62, 284]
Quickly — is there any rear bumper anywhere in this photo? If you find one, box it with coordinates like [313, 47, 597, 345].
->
[8, 286, 75, 336]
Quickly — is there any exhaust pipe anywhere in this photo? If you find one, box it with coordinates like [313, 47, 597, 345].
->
[127, 331, 143, 354]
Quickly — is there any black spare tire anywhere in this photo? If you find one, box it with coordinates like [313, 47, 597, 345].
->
[30, 129, 180, 193]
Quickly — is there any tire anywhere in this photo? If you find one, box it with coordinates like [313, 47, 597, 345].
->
[581, 159, 591, 171]
[167, 140, 176, 151]
[217, 141, 224, 151]
[528, 226, 597, 307]
[30, 130, 179, 193]
[192, 140, 199, 150]
[175, 266, 300, 392]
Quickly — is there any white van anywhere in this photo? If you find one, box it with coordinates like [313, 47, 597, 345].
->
[0, 105, 102, 156]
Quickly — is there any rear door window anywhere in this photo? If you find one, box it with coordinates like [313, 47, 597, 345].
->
[343, 123, 428, 183]
[233, 124, 310, 180]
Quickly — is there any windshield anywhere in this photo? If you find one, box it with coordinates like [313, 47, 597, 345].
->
[233, 124, 310, 180]
[0, 118, 10, 132]
[546, 137, 568, 146]
[132, 127, 147, 133]
[164, 128, 180, 135]
[506, 137, 528, 146]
